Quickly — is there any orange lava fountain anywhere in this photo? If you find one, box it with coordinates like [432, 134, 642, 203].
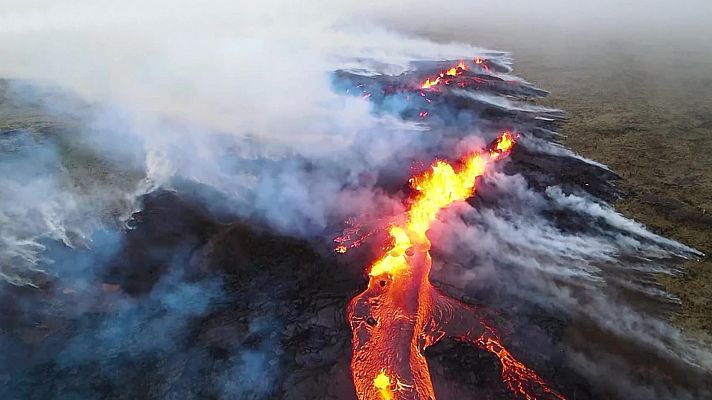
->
[346, 132, 566, 400]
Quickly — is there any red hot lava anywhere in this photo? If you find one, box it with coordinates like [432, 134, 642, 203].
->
[343, 124, 565, 399]
[420, 58, 490, 90]
[421, 61, 467, 89]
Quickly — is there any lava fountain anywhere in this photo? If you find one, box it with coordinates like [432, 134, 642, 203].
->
[345, 127, 566, 399]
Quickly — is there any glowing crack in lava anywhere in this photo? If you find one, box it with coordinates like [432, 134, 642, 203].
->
[345, 131, 566, 400]
[421, 61, 466, 89]
[420, 58, 490, 90]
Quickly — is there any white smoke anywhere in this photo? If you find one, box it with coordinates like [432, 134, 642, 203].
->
[0, 0, 498, 282]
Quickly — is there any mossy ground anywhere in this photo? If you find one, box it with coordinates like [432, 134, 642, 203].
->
[435, 31, 712, 339]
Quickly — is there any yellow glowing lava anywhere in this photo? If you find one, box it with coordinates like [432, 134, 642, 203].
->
[373, 371, 395, 400]
[421, 61, 467, 89]
[369, 133, 514, 279]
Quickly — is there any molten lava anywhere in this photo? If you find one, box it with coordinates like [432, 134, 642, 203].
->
[474, 56, 490, 72]
[421, 61, 466, 89]
[472, 324, 566, 400]
[335, 219, 377, 254]
[346, 131, 566, 399]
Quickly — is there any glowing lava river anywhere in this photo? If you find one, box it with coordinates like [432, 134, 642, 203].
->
[345, 132, 566, 400]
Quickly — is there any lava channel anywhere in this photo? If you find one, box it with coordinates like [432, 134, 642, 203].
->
[346, 131, 566, 400]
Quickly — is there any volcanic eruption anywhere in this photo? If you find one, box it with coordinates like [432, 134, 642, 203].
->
[1, 6, 710, 397]
[338, 60, 567, 400]
[347, 131, 563, 400]
[331, 53, 709, 399]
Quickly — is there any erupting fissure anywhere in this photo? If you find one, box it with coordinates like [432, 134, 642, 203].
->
[419, 58, 491, 90]
[421, 60, 466, 89]
[343, 107, 566, 398]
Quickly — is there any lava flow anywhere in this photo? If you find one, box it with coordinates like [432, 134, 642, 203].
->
[346, 132, 566, 400]
[421, 61, 466, 89]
